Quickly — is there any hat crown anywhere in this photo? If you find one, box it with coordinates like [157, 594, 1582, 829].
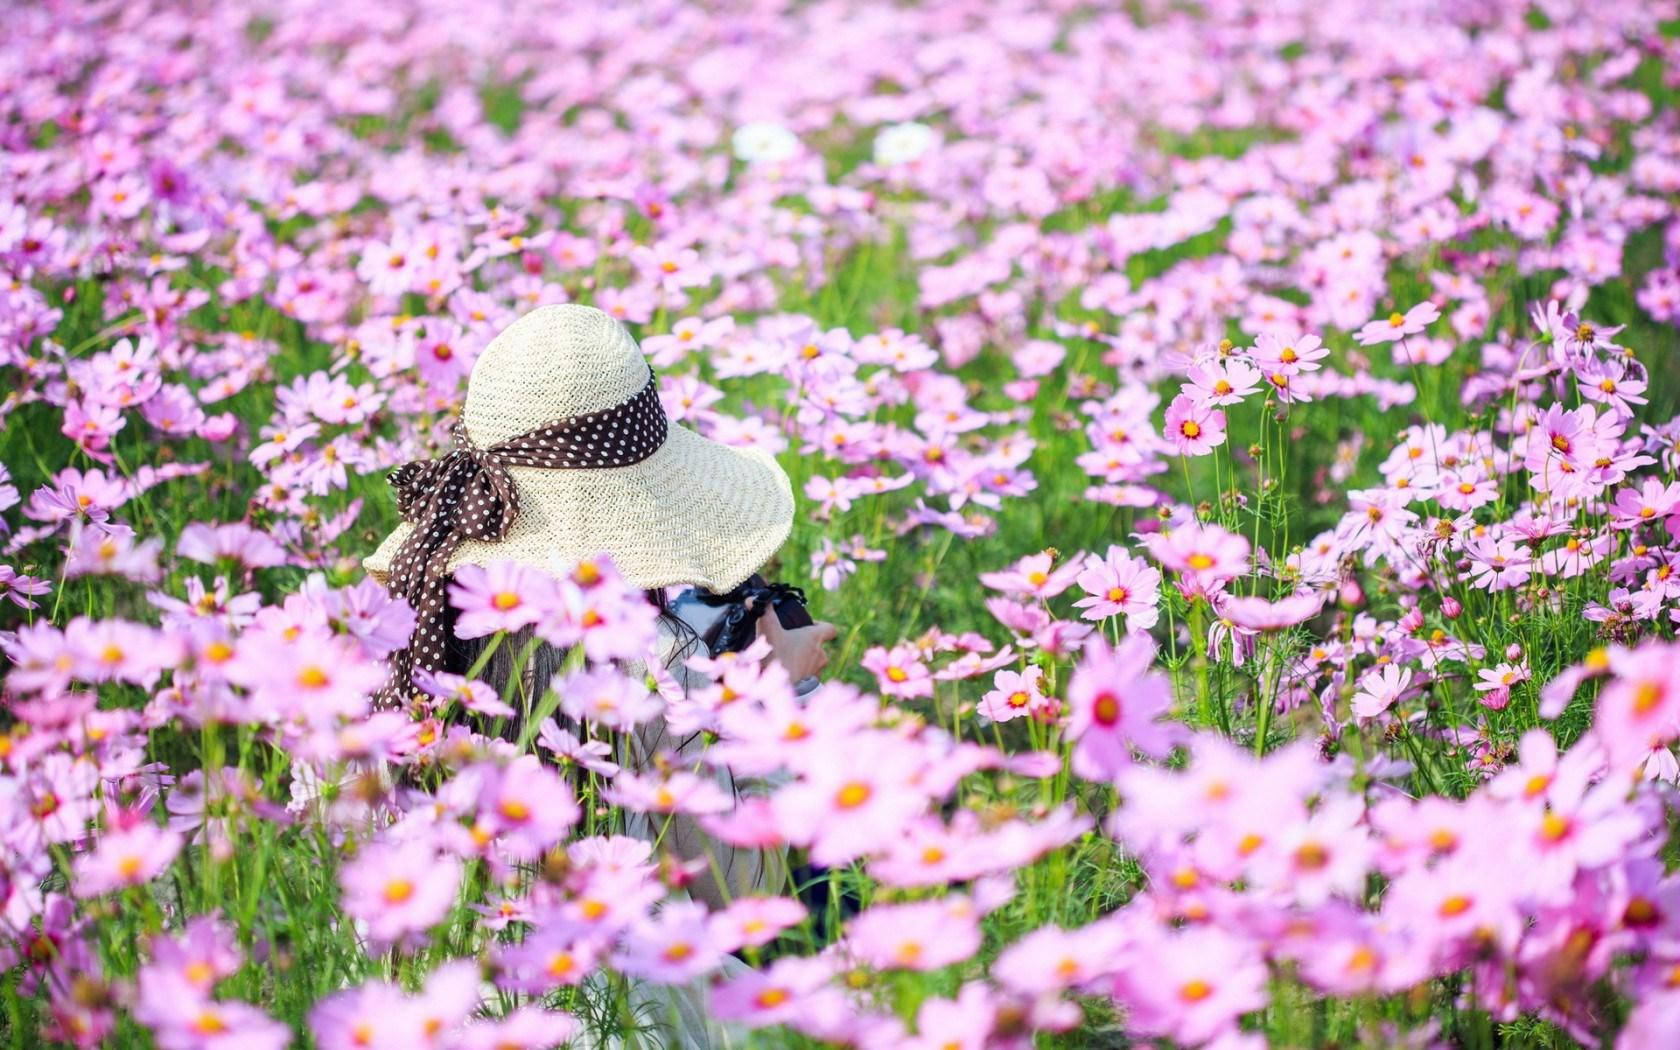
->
[462, 304, 649, 447]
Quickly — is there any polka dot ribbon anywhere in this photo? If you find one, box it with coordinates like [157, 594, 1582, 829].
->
[376, 371, 668, 705]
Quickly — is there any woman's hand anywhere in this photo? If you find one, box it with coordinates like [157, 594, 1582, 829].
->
[757, 609, 838, 681]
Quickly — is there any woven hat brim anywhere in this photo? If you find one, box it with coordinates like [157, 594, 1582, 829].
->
[364, 423, 795, 594]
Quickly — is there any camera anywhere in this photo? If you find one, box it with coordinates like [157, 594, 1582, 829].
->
[681, 574, 814, 655]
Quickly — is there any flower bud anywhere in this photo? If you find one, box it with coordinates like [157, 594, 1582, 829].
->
[1442, 596, 1463, 619]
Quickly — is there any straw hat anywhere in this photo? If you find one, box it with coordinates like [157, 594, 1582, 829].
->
[364, 304, 794, 593]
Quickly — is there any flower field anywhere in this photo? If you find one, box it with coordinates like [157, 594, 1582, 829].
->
[6, 0, 1680, 1046]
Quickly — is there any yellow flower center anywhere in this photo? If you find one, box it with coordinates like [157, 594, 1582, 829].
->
[835, 782, 872, 809]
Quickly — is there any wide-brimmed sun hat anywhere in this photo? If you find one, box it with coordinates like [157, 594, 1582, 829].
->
[365, 303, 794, 597]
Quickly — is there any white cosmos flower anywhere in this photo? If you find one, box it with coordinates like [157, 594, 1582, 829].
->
[873, 121, 937, 166]
[731, 122, 800, 165]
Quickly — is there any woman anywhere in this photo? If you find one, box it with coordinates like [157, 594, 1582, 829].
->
[363, 303, 835, 1046]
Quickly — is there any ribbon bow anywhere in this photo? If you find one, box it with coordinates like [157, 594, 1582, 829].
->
[374, 372, 669, 705]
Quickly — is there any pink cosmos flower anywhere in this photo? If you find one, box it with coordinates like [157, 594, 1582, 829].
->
[992, 921, 1130, 995]
[1252, 331, 1328, 375]
[710, 956, 838, 1030]
[74, 821, 182, 897]
[478, 754, 581, 859]
[1247, 796, 1372, 906]
[135, 968, 291, 1050]
[1610, 477, 1680, 530]
[771, 731, 931, 865]
[1066, 635, 1175, 779]
[1184, 359, 1262, 406]
[339, 836, 462, 945]
[613, 901, 725, 983]
[861, 643, 934, 699]
[555, 665, 664, 730]
[310, 979, 420, 1050]
[535, 721, 619, 776]
[495, 927, 603, 992]
[413, 668, 515, 718]
[978, 666, 1048, 723]
[1220, 590, 1324, 632]
[1072, 545, 1162, 628]
[604, 770, 733, 816]
[903, 982, 1000, 1050]
[977, 550, 1083, 599]
[1112, 925, 1267, 1046]
[449, 561, 551, 638]
[1475, 662, 1531, 694]
[454, 1006, 578, 1050]
[710, 896, 807, 952]
[1163, 393, 1227, 458]
[147, 917, 242, 994]
[1144, 520, 1251, 588]
[1351, 664, 1414, 719]
[847, 896, 983, 971]
[1355, 301, 1441, 345]
[1593, 642, 1680, 773]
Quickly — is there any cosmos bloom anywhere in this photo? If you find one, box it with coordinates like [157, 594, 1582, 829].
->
[1593, 642, 1680, 773]
[74, 822, 182, 897]
[478, 755, 581, 859]
[1220, 591, 1324, 632]
[1610, 477, 1680, 530]
[771, 730, 931, 865]
[146, 917, 242, 994]
[861, 643, 935, 698]
[1351, 664, 1415, 719]
[1163, 393, 1227, 456]
[1184, 359, 1263, 406]
[1355, 301, 1441, 344]
[1463, 534, 1534, 592]
[555, 665, 664, 730]
[978, 665, 1048, 723]
[413, 668, 516, 718]
[339, 836, 463, 945]
[1144, 521, 1251, 588]
[535, 721, 620, 776]
[453, 1007, 579, 1050]
[978, 550, 1083, 599]
[847, 897, 983, 972]
[613, 901, 726, 983]
[309, 980, 422, 1050]
[710, 896, 807, 951]
[1247, 796, 1372, 906]
[1065, 635, 1175, 779]
[135, 970, 292, 1050]
[710, 956, 838, 1029]
[1072, 545, 1162, 629]
[448, 561, 552, 638]
[1252, 331, 1329, 375]
[1475, 662, 1531, 693]
[992, 920, 1131, 995]
[495, 927, 604, 992]
[1112, 925, 1268, 1046]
